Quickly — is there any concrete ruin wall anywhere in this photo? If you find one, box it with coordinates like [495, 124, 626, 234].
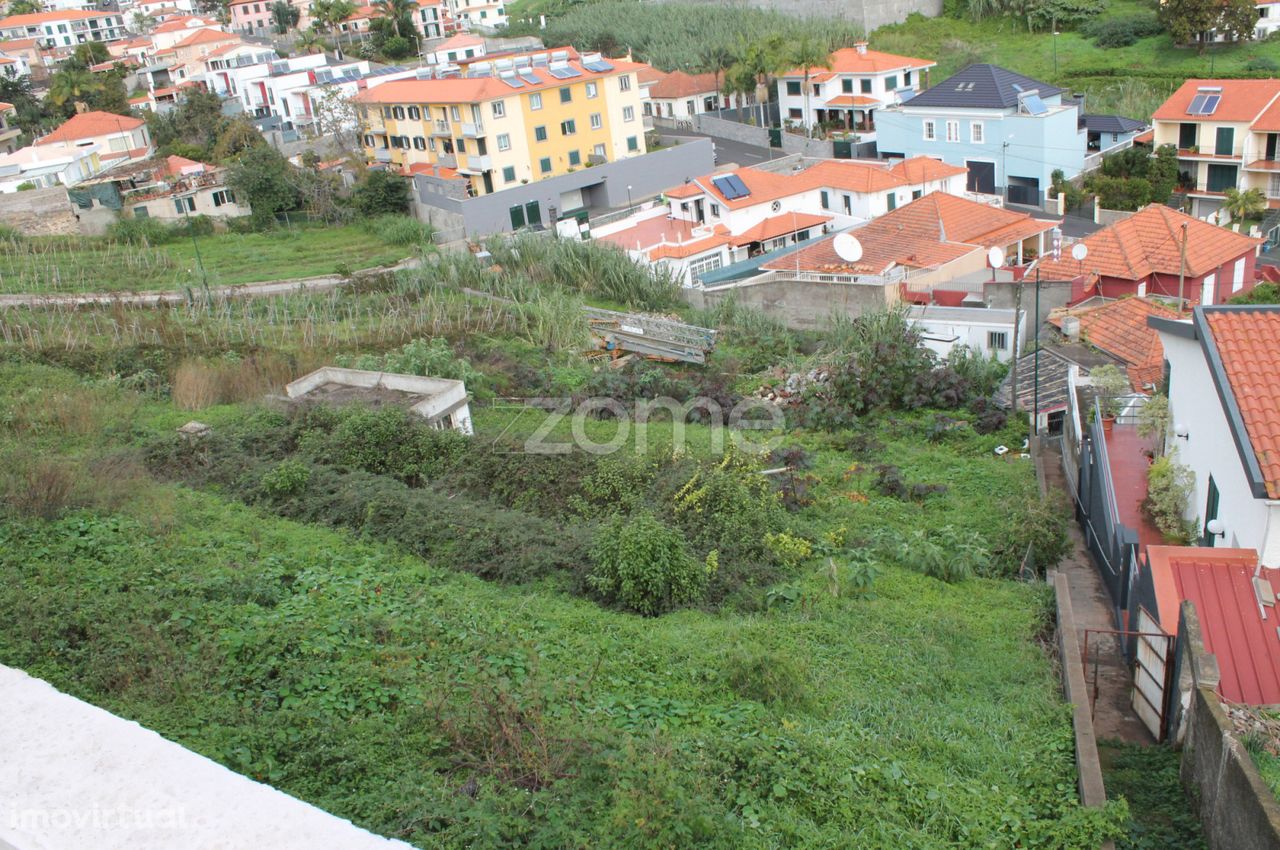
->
[0, 186, 80, 237]
[685, 277, 890, 329]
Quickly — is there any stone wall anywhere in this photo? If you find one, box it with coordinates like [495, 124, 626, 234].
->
[653, 0, 941, 32]
[1178, 600, 1280, 850]
[684, 275, 891, 329]
[0, 187, 80, 236]
[1052, 573, 1109, 810]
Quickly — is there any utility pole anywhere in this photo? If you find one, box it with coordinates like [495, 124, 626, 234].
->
[1010, 279, 1023, 416]
[1177, 221, 1189, 310]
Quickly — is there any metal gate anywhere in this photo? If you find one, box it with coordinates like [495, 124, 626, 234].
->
[1083, 624, 1176, 741]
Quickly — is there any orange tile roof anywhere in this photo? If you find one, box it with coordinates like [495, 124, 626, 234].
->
[824, 94, 879, 107]
[404, 161, 460, 179]
[671, 156, 965, 212]
[0, 38, 38, 49]
[1049, 297, 1180, 391]
[433, 33, 482, 50]
[1036, 205, 1259, 282]
[152, 16, 212, 32]
[649, 70, 718, 99]
[635, 63, 665, 86]
[761, 192, 1055, 276]
[648, 229, 731, 260]
[780, 44, 934, 79]
[1202, 307, 1280, 498]
[0, 10, 107, 26]
[355, 56, 645, 105]
[1152, 79, 1280, 124]
[37, 110, 145, 144]
[732, 212, 831, 246]
[172, 28, 239, 49]
[1252, 93, 1280, 132]
[598, 215, 731, 260]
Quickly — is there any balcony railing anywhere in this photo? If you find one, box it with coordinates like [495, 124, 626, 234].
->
[465, 154, 491, 170]
[1176, 146, 1245, 160]
[430, 121, 450, 136]
[461, 121, 484, 137]
[436, 153, 457, 168]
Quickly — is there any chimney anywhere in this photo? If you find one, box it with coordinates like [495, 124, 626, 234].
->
[854, 41, 868, 55]
[1061, 315, 1081, 342]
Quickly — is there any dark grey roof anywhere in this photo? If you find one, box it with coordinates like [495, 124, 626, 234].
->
[1082, 114, 1147, 134]
[907, 64, 1063, 110]
[994, 344, 1112, 413]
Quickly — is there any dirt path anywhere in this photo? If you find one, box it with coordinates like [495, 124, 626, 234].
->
[1044, 443, 1152, 744]
[0, 256, 421, 309]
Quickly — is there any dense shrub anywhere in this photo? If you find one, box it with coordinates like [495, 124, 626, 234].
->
[109, 217, 175, 245]
[721, 644, 809, 707]
[295, 405, 469, 484]
[353, 171, 411, 217]
[1081, 14, 1163, 48]
[588, 511, 705, 615]
[663, 447, 785, 562]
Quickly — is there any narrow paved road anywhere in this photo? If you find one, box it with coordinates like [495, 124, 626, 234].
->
[0, 256, 420, 309]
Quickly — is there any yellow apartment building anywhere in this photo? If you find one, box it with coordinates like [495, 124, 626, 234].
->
[354, 49, 647, 197]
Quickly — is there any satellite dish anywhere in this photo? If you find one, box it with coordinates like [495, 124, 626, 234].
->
[987, 246, 1006, 268]
[1071, 243, 1088, 262]
[833, 233, 863, 263]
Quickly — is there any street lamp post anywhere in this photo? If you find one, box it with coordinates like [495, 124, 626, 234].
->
[626, 184, 633, 215]
[1052, 30, 1060, 76]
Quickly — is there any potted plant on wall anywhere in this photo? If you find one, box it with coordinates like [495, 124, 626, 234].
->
[1090, 365, 1129, 433]
[1137, 393, 1171, 461]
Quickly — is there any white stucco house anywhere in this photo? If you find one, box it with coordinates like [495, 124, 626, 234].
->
[909, 305, 1025, 363]
[1151, 305, 1280, 564]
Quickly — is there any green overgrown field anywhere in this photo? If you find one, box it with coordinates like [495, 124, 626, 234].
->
[0, 350, 1128, 847]
[1097, 741, 1207, 850]
[0, 221, 413, 295]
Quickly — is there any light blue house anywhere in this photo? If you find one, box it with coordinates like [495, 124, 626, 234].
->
[874, 64, 1087, 207]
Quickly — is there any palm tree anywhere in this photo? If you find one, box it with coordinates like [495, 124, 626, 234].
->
[310, 0, 356, 33]
[47, 67, 102, 108]
[723, 62, 756, 115]
[738, 35, 786, 128]
[270, 0, 300, 34]
[1223, 186, 1266, 225]
[373, 0, 414, 38]
[788, 36, 831, 139]
[295, 28, 328, 53]
[698, 43, 734, 112]
[130, 10, 150, 32]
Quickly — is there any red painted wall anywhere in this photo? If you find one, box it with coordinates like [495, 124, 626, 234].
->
[1088, 248, 1258, 305]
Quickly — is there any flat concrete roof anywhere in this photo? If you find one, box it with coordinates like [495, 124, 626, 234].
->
[0, 665, 415, 850]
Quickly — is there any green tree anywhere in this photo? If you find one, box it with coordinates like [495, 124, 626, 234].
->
[6, 0, 40, 13]
[72, 42, 110, 66]
[294, 28, 328, 54]
[226, 144, 300, 227]
[722, 62, 756, 112]
[697, 43, 735, 111]
[270, 0, 300, 34]
[372, 0, 414, 38]
[1223, 186, 1266, 223]
[787, 35, 831, 139]
[210, 116, 265, 161]
[1148, 144, 1179, 203]
[588, 512, 705, 616]
[734, 34, 787, 127]
[353, 170, 410, 216]
[1160, 0, 1256, 53]
[46, 66, 104, 110]
[130, 10, 151, 31]
[0, 75, 50, 141]
[310, 0, 356, 31]
[147, 90, 230, 159]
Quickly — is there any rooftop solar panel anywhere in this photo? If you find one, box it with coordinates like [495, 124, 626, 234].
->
[582, 60, 613, 73]
[1201, 94, 1220, 115]
[547, 65, 576, 79]
[727, 174, 749, 198]
[518, 69, 540, 85]
[1187, 94, 1208, 115]
[710, 175, 736, 198]
[499, 72, 524, 88]
[1021, 93, 1048, 116]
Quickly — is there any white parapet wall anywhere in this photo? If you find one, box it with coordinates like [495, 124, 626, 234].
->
[0, 665, 417, 850]
[284, 366, 472, 435]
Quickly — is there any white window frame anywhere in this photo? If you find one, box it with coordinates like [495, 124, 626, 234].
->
[622, 105, 634, 122]
[1233, 257, 1246, 292]
[529, 92, 542, 110]
[923, 120, 935, 141]
[970, 121, 984, 144]
[619, 74, 632, 92]
[589, 112, 602, 129]
[586, 81, 598, 98]
[497, 132, 510, 151]
[491, 100, 505, 118]
[687, 253, 722, 278]
[945, 120, 959, 143]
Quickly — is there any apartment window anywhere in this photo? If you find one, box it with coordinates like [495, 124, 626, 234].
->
[559, 86, 572, 104]
[970, 121, 984, 144]
[820, 190, 829, 209]
[491, 99, 505, 118]
[988, 331, 1009, 351]
[912, 189, 923, 200]
[211, 190, 234, 207]
[539, 156, 552, 173]
[945, 120, 959, 142]
[535, 125, 547, 142]
[502, 165, 516, 182]
[590, 112, 602, 129]
[383, 106, 392, 119]
[619, 74, 631, 91]
[593, 143, 606, 158]
[687, 254, 723, 278]
[786, 81, 801, 96]
[860, 78, 871, 94]
[560, 119, 576, 135]
[497, 132, 511, 151]
[622, 106, 634, 122]
[529, 92, 542, 110]
[885, 75, 898, 91]
[568, 149, 581, 166]
[626, 135, 638, 151]
[843, 194, 851, 214]
[710, 203, 720, 217]
[364, 134, 374, 147]
[450, 105, 461, 121]
[134, 205, 149, 218]
[842, 78, 853, 94]
[456, 138, 466, 153]
[586, 81, 598, 98]
[428, 138, 436, 152]
[173, 196, 195, 213]
[1233, 257, 1246, 292]
[789, 108, 803, 119]
[390, 105, 403, 119]
[904, 70, 912, 86]
[923, 120, 936, 141]
[408, 106, 420, 120]
[413, 136, 426, 150]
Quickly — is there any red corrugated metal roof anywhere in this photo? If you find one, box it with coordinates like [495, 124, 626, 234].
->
[1147, 545, 1280, 705]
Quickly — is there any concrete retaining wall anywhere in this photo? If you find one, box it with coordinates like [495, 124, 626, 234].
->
[0, 186, 80, 236]
[694, 113, 769, 148]
[684, 276, 891, 329]
[1178, 601, 1280, 850]
[1095, 206, 1135, 227]
[1053, 572, 1109, 809]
